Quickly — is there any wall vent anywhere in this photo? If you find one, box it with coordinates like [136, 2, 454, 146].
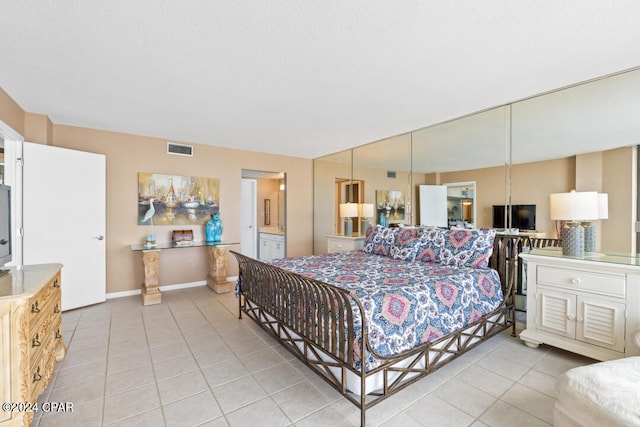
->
[167, 142, 193, 157]
[386, 171, 396, 178]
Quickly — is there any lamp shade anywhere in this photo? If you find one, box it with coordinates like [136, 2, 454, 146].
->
[598, 193, 609, 219]
[549, 190, 599, 221]
[360, 203, 374, 218]
[339, 203, 358, 218]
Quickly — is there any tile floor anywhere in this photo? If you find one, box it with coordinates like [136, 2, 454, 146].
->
[32, 286, 596, 427]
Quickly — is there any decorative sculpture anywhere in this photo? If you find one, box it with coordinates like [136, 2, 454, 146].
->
[206, 212, 223, 242]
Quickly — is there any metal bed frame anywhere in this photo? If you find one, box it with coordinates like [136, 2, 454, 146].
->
[231, 235, 519, 427]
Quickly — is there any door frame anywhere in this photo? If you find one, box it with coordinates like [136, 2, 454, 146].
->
[0, 120, 24, 267]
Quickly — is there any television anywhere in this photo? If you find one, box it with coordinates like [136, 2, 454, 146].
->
[0, 184, 11, 275]
[492, 204, 537, 231]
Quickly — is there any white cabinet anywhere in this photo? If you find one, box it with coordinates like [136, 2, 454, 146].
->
[326, 235, 365, 253]
[520, 249, 640, 361]
[259, 233, 285, 261]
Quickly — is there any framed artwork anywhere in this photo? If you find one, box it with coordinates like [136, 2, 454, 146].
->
[138, 172, 220, 225]
[376, 190, 406, 225]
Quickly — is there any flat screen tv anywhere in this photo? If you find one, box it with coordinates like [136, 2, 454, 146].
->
[0, 184, 11, 274]
[492, 204, 536, 231]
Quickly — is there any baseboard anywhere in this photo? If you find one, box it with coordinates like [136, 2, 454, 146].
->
[106, 280, 209, 300]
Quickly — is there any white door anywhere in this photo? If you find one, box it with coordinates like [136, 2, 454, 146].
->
[241, 178, 257, 258]
[23, 142, 106, 311]
[419, 185, 448, 227]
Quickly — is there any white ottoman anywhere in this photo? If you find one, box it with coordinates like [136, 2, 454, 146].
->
[554, 356, 640, 426]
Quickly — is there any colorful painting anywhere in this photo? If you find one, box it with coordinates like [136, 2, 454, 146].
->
[138, 172, 220, 225]
[376, 190, 406, 225]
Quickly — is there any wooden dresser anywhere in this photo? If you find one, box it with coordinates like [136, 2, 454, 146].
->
[0, 264, 65, 426]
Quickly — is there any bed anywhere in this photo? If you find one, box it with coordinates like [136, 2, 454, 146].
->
[232, 226, 518, 427]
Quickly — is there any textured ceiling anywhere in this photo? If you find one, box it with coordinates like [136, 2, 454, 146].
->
[1, 1, 640, 159]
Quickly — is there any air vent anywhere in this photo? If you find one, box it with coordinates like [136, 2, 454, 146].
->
[167, 142, 193, 157]
[387, 171, 396, 178]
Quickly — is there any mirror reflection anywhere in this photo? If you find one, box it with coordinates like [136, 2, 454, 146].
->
[313, 66, 640, 255]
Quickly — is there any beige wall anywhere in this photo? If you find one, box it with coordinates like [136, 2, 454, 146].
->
[0, 88, 24, 136]
[0, 87, 313, 294]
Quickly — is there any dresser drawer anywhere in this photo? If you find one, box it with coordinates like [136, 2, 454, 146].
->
[537, 265, 626, 298]
[29, 273, 61, 326]
[328, 240, 352, 253]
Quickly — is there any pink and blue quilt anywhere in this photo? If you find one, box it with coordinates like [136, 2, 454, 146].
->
[268, 250, 503, 370]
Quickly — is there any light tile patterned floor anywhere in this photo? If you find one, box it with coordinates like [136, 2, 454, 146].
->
[32, 286, 596, 427]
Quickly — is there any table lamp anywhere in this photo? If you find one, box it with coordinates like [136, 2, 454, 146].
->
[550, 190, 599, 256]
[359, 203, 374, 236]
[339, 203, 358, 236]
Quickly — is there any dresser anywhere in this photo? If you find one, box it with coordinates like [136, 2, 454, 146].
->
[325, 234, 365, 253]
[0, 264, 65, 426]
[520, 249, 640, 361]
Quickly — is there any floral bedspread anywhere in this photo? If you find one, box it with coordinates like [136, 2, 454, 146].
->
[267, 250, 503, 370]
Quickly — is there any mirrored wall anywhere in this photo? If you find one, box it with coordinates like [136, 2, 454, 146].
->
[314, 66, 640, 254]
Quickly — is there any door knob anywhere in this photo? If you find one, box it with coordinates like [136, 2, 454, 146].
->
[94, 235, 104, 240]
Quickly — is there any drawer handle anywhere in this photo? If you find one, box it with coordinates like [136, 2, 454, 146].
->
[32, 367, 42, 383]
[54, 304, 60, 314]
[571, 277, 581, 285]
[53, 278, 60, 288]
[31, 301, 40, 313]
[32, 333, 41, 347]
[55, 329, 62, 339]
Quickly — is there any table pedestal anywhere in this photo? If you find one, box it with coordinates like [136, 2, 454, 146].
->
[207, 246, 233, 293]
[141, 249, 162, 305]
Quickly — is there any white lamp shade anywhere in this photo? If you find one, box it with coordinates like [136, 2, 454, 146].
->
[360, 203, 374, 218]
[598, 193, 609, 219]
[549, 190, 599, 221]
[339, 203, 358, 218]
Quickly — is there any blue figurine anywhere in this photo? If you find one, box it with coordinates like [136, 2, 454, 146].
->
[206, 212, 223, 242]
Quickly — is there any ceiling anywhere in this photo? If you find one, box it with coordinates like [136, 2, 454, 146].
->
[1, 2, 640, 159]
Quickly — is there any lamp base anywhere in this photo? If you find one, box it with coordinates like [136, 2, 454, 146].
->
[582, 221, 595, 253]
[360, 219, 369, 236]
[344, 219, 353, 237]
[562, 222, 584, 257]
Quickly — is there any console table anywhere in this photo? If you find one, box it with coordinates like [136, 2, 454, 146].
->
[520, 248, 640, 361]
[131, 241, 239, 305]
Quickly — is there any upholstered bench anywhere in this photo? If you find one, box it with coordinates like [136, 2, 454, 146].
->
[554, 331, 640, 426]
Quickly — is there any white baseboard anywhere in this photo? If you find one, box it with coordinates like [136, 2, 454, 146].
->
[106, 280, 208, 300]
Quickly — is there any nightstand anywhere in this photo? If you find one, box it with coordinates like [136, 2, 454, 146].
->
[325, 234, 365, 253]
[519, 248, 640, 361]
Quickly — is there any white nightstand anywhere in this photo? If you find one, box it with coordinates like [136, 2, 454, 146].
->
[519, 248, 640, 361]
[325, 234, 365, 253]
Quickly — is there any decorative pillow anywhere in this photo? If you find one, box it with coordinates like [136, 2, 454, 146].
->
[413, 227, 445, 263]
[390, 227, 420, 261]
[363, 225, 396, 257]
[438, 228, 496, 269]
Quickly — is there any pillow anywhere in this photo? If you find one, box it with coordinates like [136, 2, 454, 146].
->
[438, 228, 496, 269]
[390, 227, 420, 261]
[413, 227, 445, 263]
[363, 225, 396, 257]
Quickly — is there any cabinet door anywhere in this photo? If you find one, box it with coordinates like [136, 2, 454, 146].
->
[536, 288, 576, 339]
[273, 239, 285, 259]
[577, 296, 626, 352]
[259, 237, 273, 261]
